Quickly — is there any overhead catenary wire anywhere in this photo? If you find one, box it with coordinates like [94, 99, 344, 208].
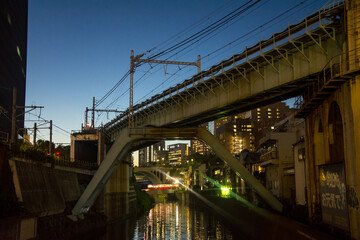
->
[131, 0, 263, 104]
[146, 0, 259, 61]
[94, 0, 238, 116]
[134, 0, 313, 105]
[99, 0, 260, 115]
[28, 112, 71, 135]
[96, 0, 260, 115]
[98, 0, 330, 126]
[146, 0, 237, 57]
[95, 70, 130, 107]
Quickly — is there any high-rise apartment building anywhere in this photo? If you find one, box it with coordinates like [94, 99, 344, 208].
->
[190, 123, 211, 155]
[251, 102, 292, 147]
[214, 102, 292, 152]
[0, 0, 28, 141]
[153, 141, 167, 163]
[138, 141, 167, 166]
[168, 143, 188, 166]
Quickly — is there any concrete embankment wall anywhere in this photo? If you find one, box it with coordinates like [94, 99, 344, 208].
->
[9, 158, 81, 216]
[2, 157, 106, 240]
[1, 155, 137, 239]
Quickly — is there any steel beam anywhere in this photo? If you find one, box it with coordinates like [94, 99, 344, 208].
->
[70, 127, 283, 220]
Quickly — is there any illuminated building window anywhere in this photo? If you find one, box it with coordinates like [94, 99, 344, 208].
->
[257, 108, 260, 111]
[268, 108, 271, 111]
[268, 116, 272, 119]
[277, 116, 280, 118]
[271, 126, 274, 129]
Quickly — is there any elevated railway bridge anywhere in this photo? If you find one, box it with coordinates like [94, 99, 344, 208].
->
[70, 1, 360, 238]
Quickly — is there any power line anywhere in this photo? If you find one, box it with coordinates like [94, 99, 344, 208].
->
[147, 0, 237, 57]
[147, 0, 259, 60]
[95, 70, 130, 107]
[95, 1, 258, 115]
[130, 1, 261, 105]
[27, 112, 71, 135]
[134, 0, 312, 105]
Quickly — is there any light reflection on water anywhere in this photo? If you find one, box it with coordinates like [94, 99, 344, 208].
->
[132, 201, 235, 240]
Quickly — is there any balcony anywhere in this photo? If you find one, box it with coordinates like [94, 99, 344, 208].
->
[260, 148, 279, 166]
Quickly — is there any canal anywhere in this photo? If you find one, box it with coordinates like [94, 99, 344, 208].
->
[101, 193, 243, 239]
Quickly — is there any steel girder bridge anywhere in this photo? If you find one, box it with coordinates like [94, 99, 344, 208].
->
[70, 3, 347, 220]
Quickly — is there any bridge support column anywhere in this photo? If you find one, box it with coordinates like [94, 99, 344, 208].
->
[103, 155, 135, 222]
[71, 127, 282, 220]
[346, 0, 360, 238]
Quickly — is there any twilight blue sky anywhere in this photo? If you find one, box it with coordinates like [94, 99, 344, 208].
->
[26, 0, 331, 144]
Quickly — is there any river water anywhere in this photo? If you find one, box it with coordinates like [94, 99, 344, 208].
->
[101, 193, 240, 240]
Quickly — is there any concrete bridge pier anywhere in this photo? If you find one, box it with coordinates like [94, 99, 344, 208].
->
[98, 155, 136, 222]
[303, 0, 360, 238]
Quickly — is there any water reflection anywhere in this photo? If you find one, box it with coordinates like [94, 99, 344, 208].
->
[132, 200, 235, 240]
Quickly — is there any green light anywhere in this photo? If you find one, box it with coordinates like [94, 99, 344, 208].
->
[221, 186, 231, 198]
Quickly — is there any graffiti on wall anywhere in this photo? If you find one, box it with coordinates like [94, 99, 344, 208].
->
[319, 163, 349, 231]
[348, 186, 359, 210]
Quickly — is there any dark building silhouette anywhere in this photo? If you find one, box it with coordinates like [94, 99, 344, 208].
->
[0, 0, 28, 141]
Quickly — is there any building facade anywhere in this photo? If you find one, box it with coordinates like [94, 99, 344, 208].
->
[214, 102, 291, 154]
[168, 143, 189, 166]
[258, 116, 298, 205]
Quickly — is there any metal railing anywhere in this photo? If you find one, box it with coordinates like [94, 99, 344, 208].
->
[103, 3, 344, 135]
[295, 47, 360, 113]
[11, 152, 98, 170]
[54, 158, 99, 170]
[260, 148, 278, 162]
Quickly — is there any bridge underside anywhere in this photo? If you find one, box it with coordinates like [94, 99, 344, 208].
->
[70, 127, 283, 220]
[134, 170, 163, 185]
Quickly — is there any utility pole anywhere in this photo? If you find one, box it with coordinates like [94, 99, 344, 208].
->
[129, 50, 201, 128]
[197, 55, 201, 74]
[129, 50, 135, 128]
[84, 99, 122, 129]
[11, 87, 44, 143]
[49, 120, 52, 155]
[92, 97, 95, 128]
[85, 107, 89, 128]
[33, 123, 37, 145]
